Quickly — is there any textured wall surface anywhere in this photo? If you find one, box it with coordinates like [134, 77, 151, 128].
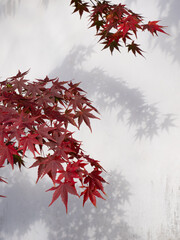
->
[0, 0, 180, 239]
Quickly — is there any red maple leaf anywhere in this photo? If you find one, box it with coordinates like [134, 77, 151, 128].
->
[32, 154, 64, 183]
[142, 21, 168, 36]
[0, 142, 18, 168]
[76, 106, 99, 131]
[30, 156, 48, 183]
[36, 124, 57, 144]
[57, 160, 86, 182]
[47, 181, 79, 212]
[84, 169, 106, 194]
[81, 187, 105, 207]
[8, 69, 30, 80]
[19, 133, 40, 157]
[84, 154, 106, 171]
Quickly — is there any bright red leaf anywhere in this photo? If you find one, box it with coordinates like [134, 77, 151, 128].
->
[142, 21, 168, 36]
[47, 181, 79, 212]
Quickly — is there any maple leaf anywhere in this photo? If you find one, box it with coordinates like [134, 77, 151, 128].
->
[44, 106, 67, 123]
[36, 76, 55, 87]
[142, 21, 168, 36]
[45, 133, 65, 151]
[89, 18, 104, 32]
[63, 109, 77, 128]
[76, 106, 99, 131]
[81, 187, 105, 207]
[42, 159, 64, 183]
[25, 82, 44, 98]
[57, 160, 86, 182]
[102, 38, 122, 54]
[84, 169, 106, 194]
[118, 14, 142, 38]
[36, 124, 57, 144]
[4, 111, 40, 133]
[71, 0, 89, 18]
[47, 181, 79, 212]
[8, 69, 30, 80]
[68, 94, 87, 110]
[30, 153, 65, 183]
[0, 142, 18, 169]
[127, 41, 144, 57]
[19, 133, 40, 157]
[90, 0, 110, 17]
[0, 125, 9, 142]
[30, 156, 48, 183]
[8, 77, 28, 94]
[84, 154, 106, 171]
[39, 155, 64, 183]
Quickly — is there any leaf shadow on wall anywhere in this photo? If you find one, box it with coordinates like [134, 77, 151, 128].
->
[50, 45, 175, 140]
[156, 0, 180, 62]
[0, 0, 20, 18]
[0, 168, 49, 239]
[0, 0, 51, 18]
[46, 171, 140, 240]
[0, 169, 141, 240]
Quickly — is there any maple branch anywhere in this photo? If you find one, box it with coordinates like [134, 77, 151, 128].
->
[0, 70, 106, 212]
[70, 0, 168, 56]
[89, 0, 96, 7]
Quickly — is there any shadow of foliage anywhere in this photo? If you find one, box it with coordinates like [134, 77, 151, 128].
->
[0, 0, 52, 18]
[50, 45, 175, 140]
[0, 168, 140, 240]
[0, 168, 49, 238]
[157, 0, 180, 62]
[0, 0, 21, 18]
[46, 171, 141, 240]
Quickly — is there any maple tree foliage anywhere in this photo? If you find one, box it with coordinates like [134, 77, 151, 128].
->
[0, 2, 168, 213]
[0, 70, 106, 212]
[70, 0, 167, 55]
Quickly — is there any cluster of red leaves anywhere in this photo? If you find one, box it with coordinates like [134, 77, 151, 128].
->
[0, 70, 106, 212]
[70, 0, 167, 55]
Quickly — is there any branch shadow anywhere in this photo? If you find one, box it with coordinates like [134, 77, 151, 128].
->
[1, 0, 179, 63]
[50, 45, 175, 140]
[0, 168, 141, 240]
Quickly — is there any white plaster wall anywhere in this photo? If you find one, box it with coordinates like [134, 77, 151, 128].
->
[0, 0, 180, 239]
